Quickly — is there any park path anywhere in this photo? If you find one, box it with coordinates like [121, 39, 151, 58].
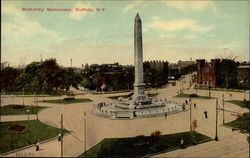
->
[1, 74, 249, 157]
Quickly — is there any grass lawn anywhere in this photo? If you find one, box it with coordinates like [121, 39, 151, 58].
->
[194, 87, 245, 92]
[0, 120, 68, 154]
[175, 93, 215, 99]
[107, 93, 159, 100]
[42, 98, 92, 104]
[1, 104, 47, 115]
[225, 112, 250, 131]
[78, 131, 212, 158]
[225, 100, 250, 109]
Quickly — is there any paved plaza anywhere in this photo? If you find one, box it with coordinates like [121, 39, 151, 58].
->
[1, 74, 249, 157]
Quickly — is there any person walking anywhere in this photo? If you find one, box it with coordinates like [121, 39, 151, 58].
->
[58, 133, 61, 141]
[165, 112, 167, 119]
[180, 138, 184, 148]
[35, 139, 40, 151]
[194, 103, 196, 109]
[204, 111, 208, 119]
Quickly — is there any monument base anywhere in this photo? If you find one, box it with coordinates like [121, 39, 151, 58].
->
[92, 96, 184, 119]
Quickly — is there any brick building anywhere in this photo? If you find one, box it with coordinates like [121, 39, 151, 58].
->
[196, 59, 221, 87]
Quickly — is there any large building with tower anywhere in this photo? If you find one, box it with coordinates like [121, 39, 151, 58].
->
[196, 59, 221, 87]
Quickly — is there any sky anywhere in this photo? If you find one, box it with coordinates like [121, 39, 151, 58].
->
[1, 0, 250, 67]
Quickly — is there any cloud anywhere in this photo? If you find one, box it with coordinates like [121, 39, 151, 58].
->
[183, 34, 196, 39]
[159, 34, 176, 39]
[159, 1, 216, 11]
[69, 1, 93, 20]
[123, 1, 144, 13]
[2, 2, 62, 42]
[147, 17, 212, 33]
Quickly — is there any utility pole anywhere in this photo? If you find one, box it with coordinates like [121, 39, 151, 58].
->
[84, 112, 87, 156]
[223, 94, 225, 124]
[61, 114, 63, 158]
[34, 92, 38, 120]
[215, 99, 218, 141]
[70, 58, 72, 68]
[189, 98, 192, 132]
[23, 88, 25, 105]
[43, 81, 45, 102]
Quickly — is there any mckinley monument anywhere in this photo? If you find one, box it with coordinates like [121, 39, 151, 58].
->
[93, 14, 183, 119]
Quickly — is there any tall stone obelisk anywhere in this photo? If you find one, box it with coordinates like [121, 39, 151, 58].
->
[133, 13, 146, 101]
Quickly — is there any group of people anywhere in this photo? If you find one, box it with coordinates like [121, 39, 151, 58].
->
[34, 132, 63, 151]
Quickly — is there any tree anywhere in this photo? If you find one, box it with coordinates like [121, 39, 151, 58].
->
[217, 59, 238, 88]
[0, 67, 21, 92]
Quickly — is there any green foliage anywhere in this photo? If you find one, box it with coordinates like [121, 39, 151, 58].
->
[42, 98, 92, 104]
[1, 59, 83, 94]
[1, 104, 47, 115]
[107, 93, 158, 100]
[0, 67, 21, 92]
[180, 64, 196, 76]
[225, 112, 250, 131]
[189, 93, 198, 97]
[217, 59, 239, 88]
[78, 131, 212, 158]
[175, 93, 214, 99]
[0, 120, 68, 154]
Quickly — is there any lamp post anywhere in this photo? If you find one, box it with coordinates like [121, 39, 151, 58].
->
[84, 112, 87, 156]
[22, 88, 25, 105]
[61, 114, 63, 158]
[43, 81, 45, 102]
[222, 94, 225, 124]
[208, 80, 211, 98]
[215, 99, 218, 141]
[27, 109, 30, 120]
[189, 97, 192, 132]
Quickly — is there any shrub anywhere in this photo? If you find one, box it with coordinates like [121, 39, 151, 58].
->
[150, 130, 161, 143]
[189, 94, 198, 97]
[63, 97, 75, 101]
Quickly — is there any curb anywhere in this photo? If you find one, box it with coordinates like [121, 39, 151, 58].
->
[0, 133, 69, 156]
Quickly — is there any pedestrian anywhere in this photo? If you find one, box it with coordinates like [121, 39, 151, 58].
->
[185, 100, 188, 105]
[194, 103, 196, 109]
[204, 111, 208, 119]
[180, 138, 184, 148]
[35, 139, 40, 151]
[165, 113, 167, 119]
[182, 103, 186, 111]
[58, 133, 61, 141]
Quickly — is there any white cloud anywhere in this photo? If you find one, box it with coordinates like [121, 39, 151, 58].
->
[69, 2, 93, 20]
[2, 2, 61, 42]
[159, 34, 175, 38]
[183, 34, 196, 39]
[159, 1, 216, 11]
[123, 1, 144, 13]
[147, 17, 212, 33]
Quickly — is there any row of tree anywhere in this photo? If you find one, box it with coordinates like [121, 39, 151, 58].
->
[1, 59, 82, 94]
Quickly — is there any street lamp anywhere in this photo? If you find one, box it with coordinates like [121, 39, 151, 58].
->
[222, 94, 225, 124]
[22, 88, 25, 105]
[215, 99, 219, 141]
[43, 81, 45, 102]
[189, 97, 192, 132]
[208, 80, 211, 98]
[27, 109, 30, 120]
[84, 112, 87, 156]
